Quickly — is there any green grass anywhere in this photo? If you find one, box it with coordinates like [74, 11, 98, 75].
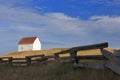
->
[0, 62, 120, 80]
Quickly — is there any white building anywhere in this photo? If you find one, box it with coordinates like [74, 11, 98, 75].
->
[18, 37, 41, 52]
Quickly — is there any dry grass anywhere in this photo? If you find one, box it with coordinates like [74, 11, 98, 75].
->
[0, 62, 120, 80]
[1, 48, 115, 58]
[0, 48, 120, 80]
[2, 49, 63, 58]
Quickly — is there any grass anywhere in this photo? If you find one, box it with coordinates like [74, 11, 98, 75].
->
[0, 47, 119, 80]
[0, 62, 120, 80]
[1, 48, 115, 58]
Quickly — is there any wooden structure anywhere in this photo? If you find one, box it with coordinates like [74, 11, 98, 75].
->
[0, 54, 55, 66]
[54, 42, 120, 75]
[1, 42, 120, 76]
[54, 42, 108, 63]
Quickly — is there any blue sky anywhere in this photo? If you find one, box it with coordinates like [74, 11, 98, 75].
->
[0, 0, 120, 55]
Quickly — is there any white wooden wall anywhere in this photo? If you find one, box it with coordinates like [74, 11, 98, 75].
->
[18, 37, 41, 52]
[33, 37, 41, 50]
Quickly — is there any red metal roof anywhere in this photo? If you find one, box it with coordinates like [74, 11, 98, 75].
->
[18, 37, 37, 44]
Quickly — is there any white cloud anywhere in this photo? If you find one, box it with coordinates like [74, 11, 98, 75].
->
[0, 2, 120, 54]
[0, 2, 120, 35]
[89, 16, 120, 32]
[0, 4, 120, 38]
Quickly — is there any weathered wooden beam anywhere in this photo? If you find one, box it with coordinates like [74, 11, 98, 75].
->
[12, 62, 27, 64]
[100, 49, 120, 63]
[54, 49, 71, 55]
[36, 57, 48, 62]
[101, 49, 120, 75]
[45, 56, 55, 59]
[76, 55, 107, 60]
[0, 57, 12, 59]
[59, 56, 72, 60]
[72, 42, 108, 51]
[12, 58, 26, 60]
[58, 55, 107, 61]
[54, 42, 108, 55]
[26, 54, 45, 58]
[105, 62, 120, 75]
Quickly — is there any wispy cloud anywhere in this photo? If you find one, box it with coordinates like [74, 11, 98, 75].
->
[90, 0, 120, 6]
[0, 0, 120, 54]
[0, 4, 120, 38]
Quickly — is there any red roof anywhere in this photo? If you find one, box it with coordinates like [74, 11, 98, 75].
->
[18, 37, 37, 44]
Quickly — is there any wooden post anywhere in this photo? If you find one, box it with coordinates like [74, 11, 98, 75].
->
[41, 56, 48, 64]
[54, 54, 60, 62]
[26, 57, 31, 66]
[8, 57, 13, 66]
[100, 48, 107, 67]
[70, 50, 78, 65]
[0, 58, 2, 63]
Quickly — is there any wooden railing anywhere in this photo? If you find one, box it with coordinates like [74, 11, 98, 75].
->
[1, 42, 120, 76]
[54, 42, 108, 63]
[0, 54, 55, 66]
[0, 42, 109, 66]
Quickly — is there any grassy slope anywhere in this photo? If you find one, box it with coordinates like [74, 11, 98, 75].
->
[0, 62, 120, 80]
[0, 48, 120, 80]
[1, 48, 115, 58]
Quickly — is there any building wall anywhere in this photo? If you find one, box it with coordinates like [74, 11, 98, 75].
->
[18, 44, 33, 52]
[18, 37, 41, 52]
[33, 37, 41, 50]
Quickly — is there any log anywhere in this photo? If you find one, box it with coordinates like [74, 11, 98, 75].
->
[54, 42, 108, 55]
[12, 62, 27, 64]
[72, 42, 108, 51]
[100, 49, 120, 63]
[45, 56, 55, 59]
[26, 54, 45, 58]
[106, 62, 120, 75]
[76, 55, 107, 60]
[12, 58, 26, 60]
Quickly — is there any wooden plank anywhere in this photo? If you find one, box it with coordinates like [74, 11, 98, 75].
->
[26, 54, 45, 58]
[72, 42, 108, 51]
[106, 62, 120, 75]
[12, 62, 27, 64]
[12, 58, 26, 60]
[36, 58, 48, 62]
[76, 55, 107, 60]
[60, 56, 72, 60]
[54, 42, 108, 55]
[73, 62, 105, 69]
[1, 60, 9, 63]
[45, 56, 55, 59]
[100, 49, 120, 63]
[54, 49, 71, 55]
[0, 57, 12, 59]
